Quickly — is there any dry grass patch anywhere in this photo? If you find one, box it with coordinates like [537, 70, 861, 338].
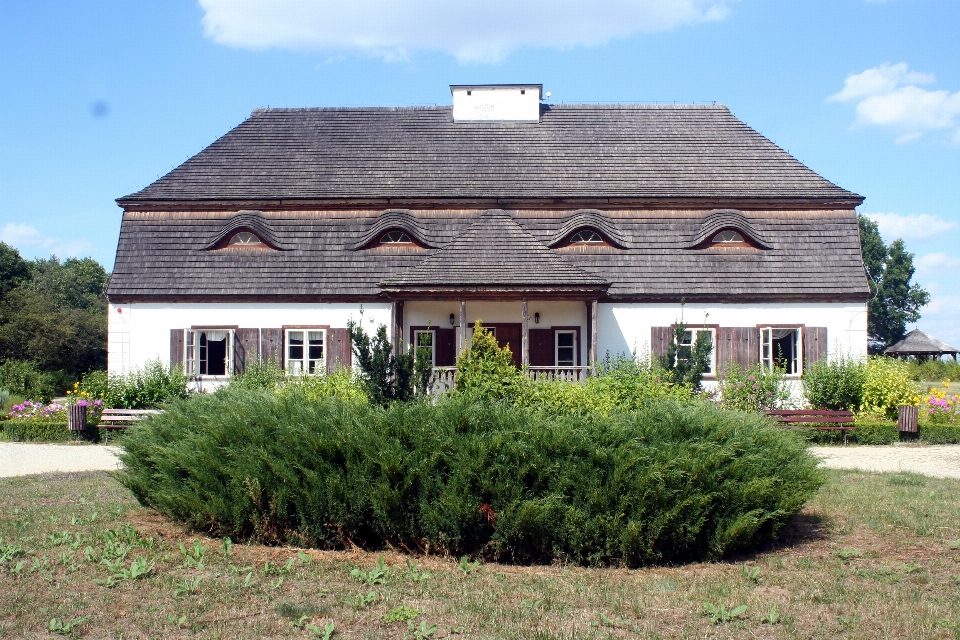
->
[2, 469, 960, 638]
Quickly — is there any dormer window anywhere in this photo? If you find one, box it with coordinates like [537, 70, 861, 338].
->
[569, 230, 604, 244]
[379, 231, 413, 245]
[227, 231, 264, 246]
[712, 230, 745, 244]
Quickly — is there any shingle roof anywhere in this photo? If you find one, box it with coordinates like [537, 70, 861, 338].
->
[119, 105, 861, 203]
[885, 330, 959, 356]
[105, 208, 870, 300]
[379, 210, 609, 291]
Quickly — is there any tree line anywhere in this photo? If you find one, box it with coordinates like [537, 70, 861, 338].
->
[0, 242, 109, 392]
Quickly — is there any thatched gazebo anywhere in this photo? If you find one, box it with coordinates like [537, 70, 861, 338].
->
[885, 329, 959, 361]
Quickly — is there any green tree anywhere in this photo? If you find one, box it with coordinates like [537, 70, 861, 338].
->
[0, 242, 31, 299]
[346, 317, 424, 405]
[858, 215, 930, 352]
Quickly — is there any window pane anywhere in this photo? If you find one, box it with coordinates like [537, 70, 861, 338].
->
[557, 332, 574, 347]
[557, 348, 575, 366]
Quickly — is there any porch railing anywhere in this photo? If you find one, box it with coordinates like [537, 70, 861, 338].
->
[427, 365, 593, 394]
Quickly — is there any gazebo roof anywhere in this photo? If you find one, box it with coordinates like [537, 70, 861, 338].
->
[884, 329, 959, 356]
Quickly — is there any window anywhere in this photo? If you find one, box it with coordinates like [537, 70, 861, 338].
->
[227, 231, 263, 246]
[761, 327, 802, 375]
[711, 230, 745, 244]
[379, 231, 413, 245]
[185, 329, 233, 376]
[286, 329, 325, 375]
[413, 330, 436, 365]
[678, 328, 716, 375]
[555, 331, 577, 367]
[569, 230, 604, 244]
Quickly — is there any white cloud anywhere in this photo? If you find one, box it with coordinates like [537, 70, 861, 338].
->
[198, 0, 735, 63]
[829, 63, 960, 144]
[0, 223, 95, 259]
[867, 213, 958, 242]
[916, 253, 960, 280]
[913, 293, 960, 348]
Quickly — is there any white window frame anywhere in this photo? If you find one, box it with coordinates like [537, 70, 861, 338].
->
[185, 329, 234, 377]
[760, 327, 802, 376]
[678, 328, 716, 375]
[413, 329, 436, 366]
[555, 330, 578, 367]
[285, 329, 326, 376]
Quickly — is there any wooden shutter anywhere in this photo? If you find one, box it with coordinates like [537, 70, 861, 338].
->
[804, 327, 828, 368]
[170, 329, 185, 369]
[717, 327, 760, 374]
[435, 328, 457, 366]
[529, 328, 555, 366]
[651, 327, 672, 360]
[233, 328, 260, 374]
[326, 328, 351, 373]
[261, 328, 283, 367]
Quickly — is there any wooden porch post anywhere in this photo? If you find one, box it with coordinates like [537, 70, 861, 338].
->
[458, 299, 466, 353]
[521, 299, 530, 367]
[393, 301, 404, 354]
[588, 300, 599, 366]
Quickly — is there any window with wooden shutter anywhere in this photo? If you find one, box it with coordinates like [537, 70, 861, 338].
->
[260, 328, 283, 367]
[717, 328, 760, 375]
[233, 328, 260, 374]
[650, 327, 672, 360]
[326, 328, 352, 373]
[170, 329, 185, 369]
[804, 327, 828, 368]
[185, 329, 234, 376]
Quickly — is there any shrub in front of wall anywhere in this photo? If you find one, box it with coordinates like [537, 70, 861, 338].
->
[455, 320, 525, 402]
[860, 356, 920, 421]
[80, 360, 189, 409]
[803, 356, 866, 411]
[117, 388, 823, 567]
[515, 356, 691, 417]
[920, 423, 960, 444]
[275, 368, 368, 405]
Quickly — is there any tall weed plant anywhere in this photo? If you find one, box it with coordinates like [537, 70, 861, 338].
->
[861, 356, 920, 420]
[117, 389, 823, 567]
[718, 363, 792, 412]
[803, 355, 866, 411]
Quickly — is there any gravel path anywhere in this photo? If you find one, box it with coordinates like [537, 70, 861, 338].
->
[4, 442, 960, 480]
[810, 444, 960, 479]
[0, 443, 123, 478]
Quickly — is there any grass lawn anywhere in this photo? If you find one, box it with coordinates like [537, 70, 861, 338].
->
[3, 470, 960, 639]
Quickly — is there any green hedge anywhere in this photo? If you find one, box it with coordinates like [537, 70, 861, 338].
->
[2, 419, 73, 442]
[117, 389, 823, 567]
[920, 423, 960, 444]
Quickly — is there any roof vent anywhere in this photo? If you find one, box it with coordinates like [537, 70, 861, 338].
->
[450, 84, 542, 123]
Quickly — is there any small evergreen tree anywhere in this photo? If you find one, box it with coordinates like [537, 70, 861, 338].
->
[347, 316, 431, 405]
[658, 311, 713, 393]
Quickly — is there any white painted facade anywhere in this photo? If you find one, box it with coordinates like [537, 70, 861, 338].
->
[451, 85, 542, 123]
[110, 299, 867, 385]
[107, 302, 390, 376]
[598, 301, 868, 364]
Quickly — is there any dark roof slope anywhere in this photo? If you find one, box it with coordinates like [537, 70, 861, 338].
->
[120, 105, 860, 204]
[885, 330, 959, 356]
[106, 208, 870, 300]
[380, 210, 608, 290]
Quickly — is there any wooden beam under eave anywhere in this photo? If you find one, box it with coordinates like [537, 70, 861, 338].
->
[521, 299, 530, 367]
[458, 299, 466, 354]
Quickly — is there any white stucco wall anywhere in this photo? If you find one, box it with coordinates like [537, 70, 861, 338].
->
[597, 301, 868, 363]
[107, 302, 390, 376]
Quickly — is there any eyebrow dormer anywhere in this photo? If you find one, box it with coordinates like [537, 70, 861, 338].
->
[203, 211, 287, 250]
[687, 210, 772, 250]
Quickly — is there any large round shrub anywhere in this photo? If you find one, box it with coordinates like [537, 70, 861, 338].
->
[117, 390, 823, 566]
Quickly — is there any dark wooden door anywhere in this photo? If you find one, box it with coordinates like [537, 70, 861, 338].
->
[489, 324, 522, 367]
[529, 328, 555, 366]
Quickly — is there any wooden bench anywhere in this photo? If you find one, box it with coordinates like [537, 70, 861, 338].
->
[98, 409, 162, 443]
[764, 409, 856, 445]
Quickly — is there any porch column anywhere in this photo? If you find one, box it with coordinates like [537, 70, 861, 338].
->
[458, 299, 466, 353]
[587, 299, 598, 366]
[392, 301, 404, 354]
[521, 299, 530, 367]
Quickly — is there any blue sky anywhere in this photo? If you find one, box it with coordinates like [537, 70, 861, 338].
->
[1, 0, 958, 343]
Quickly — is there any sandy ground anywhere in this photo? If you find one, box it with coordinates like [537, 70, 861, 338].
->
[3, 442, 960, 480]
[0, 442, 123, 478]
[810, 444, 960, 479]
